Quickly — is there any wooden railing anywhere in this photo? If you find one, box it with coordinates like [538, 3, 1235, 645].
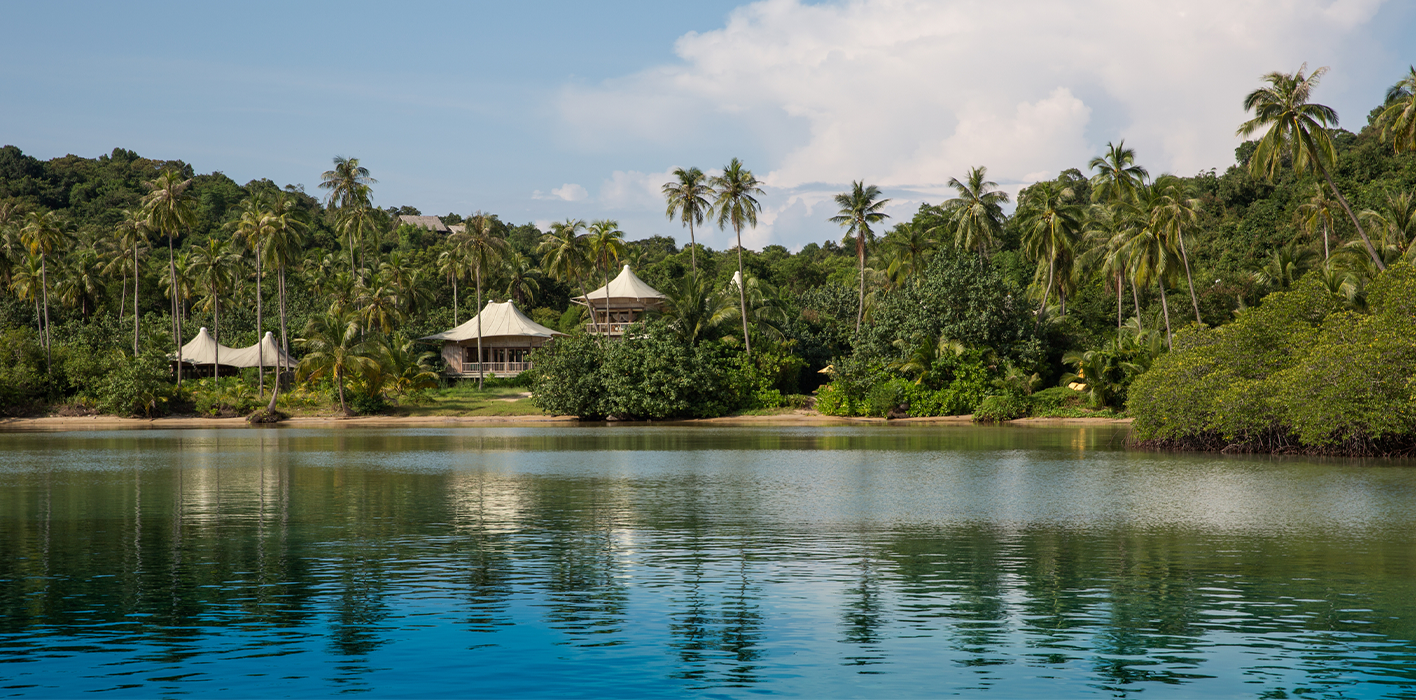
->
[585, 322, 633, 335]
[452, 361, 532, 376]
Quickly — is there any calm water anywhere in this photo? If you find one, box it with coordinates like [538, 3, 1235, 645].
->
[2, 424, 1415, 698]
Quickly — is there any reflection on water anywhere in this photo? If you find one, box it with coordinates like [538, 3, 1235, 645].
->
[1, 425, 1415, 697]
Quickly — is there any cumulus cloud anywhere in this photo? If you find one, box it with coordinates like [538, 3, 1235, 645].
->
[532, 183, 589, 202]
[598, 168, 677, 210]
[559, 0, 1389, 195]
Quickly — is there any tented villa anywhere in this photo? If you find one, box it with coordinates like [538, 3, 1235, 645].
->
[421, 300, 562, 378]
[574, 265, 666, 336]
[173, 329, 295, 376]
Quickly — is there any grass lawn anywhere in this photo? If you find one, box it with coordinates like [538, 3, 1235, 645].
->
[398, 383, 546, 417]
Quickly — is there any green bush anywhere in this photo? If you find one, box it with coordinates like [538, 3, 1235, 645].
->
[92, 348, 176, 417]
[0, 327, 50, 414]
[1128, 263, 1416, 454]
[1028, 386, 1085, 411]
[974, 393, 1029, 422]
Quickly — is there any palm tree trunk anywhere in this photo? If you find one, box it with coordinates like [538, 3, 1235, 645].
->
[736, 224, 751, 357]
[1323, 221, 1330, 261]
[1158, 282, 1172, 350]
[1319, 164, 1385, 271]
[600, 255, 610, 337]
[1115, 273, 1123, 329]
[336, 372, 347, 414]
[119, 268, 128, 331]
[856, 236, 866, 332]
[475, 267, 484, 390]
[213, 290, 220, 381]
[1038, 256, 1055, 320]
[1175, 232, 1202, 324]
[688, 220, 697, 272]
[39, 254, 51, 372]
[256, 255, 265, 399]
[452, 274, 459, 326]
[279, 267, 289, 386]
[133, 244, 141, 356]
[168, 232, 181, 387]
[1130, 278, 1143, 330]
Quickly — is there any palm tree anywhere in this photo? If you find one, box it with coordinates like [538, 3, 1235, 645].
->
[335, 204, 379, 274]
[1251, 243, 1320, 291]
[660, 272, 735, 345]
[189, 237, 241, 379]
[587, 219, 626, 336]
[1088, 141, 1149, 205]
[56, 244, 103, 318]
[1124, 187, 1182, 348]
[1150, 176, 1204, 324]
[319, 156, 376, 210]
[1374, 66, 1416, 154]
[232, 193, 277, 395]
[436, 248, 468, 325]
[264, 192, 307, 380]
[141, 169, 197, 385]
[161, 250, 197, 336]
[1237, 64, 1384, 270]
[10, 255, 44, 338]
[1295, 182, 1339, 260]
[1360, 191, 1416, 261]
[880, 222, 935, 288]
[726, 272, 791, 344]
[19, 210, 67, 369]
[298, 307, 376, 415]
[829, 181, 891, 332]
[1016, 181, 1082, 319]
[663, 167, 713, 271]
[0, 201, 23, 287]
[355, 271, 402, 335]
[458, 213, 507, 389]
[501, 250, 541, 306]
[539, 219, 592, 330]
[710, 158, 764, 357]
[114, 208, 152, 355]
[941, 166, 1009, 260]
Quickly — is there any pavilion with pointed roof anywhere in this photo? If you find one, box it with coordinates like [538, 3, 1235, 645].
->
[172, 328, 296, 377]
[421, 300, 563, 378]
[573, 265, 666, 336]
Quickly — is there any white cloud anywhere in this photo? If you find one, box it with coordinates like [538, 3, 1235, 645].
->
[598, 168, 677, 210]
[532, 183, 589, 202]
[558, 0, 1390, 198]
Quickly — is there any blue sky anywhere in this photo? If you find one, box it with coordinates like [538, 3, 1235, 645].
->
[3, 0, 1413, 250]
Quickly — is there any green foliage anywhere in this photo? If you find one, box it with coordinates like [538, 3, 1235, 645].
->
[527, 333, 607, 418]
[91, 347, 174, 417]
[0, 327, 50, 414]
[974, 393, 1030, 422]
[1129, 263, 1416, 453]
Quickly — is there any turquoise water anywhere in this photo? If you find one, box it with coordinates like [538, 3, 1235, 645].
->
[2, 424, 1415, 698]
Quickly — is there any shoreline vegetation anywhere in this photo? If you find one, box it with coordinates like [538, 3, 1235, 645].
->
[2, 65, 1414, 455]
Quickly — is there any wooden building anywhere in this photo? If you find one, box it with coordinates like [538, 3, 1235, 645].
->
[421, 301, 562, 378]
[573, 265, 666, 336]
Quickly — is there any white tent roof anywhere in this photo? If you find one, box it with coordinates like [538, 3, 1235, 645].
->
[421, 300, 562, 342]
[173, 328, 295, 367]
[223, 332, 296, 368]
[172, 327, 242, 365]
[574, 265, 665, 304]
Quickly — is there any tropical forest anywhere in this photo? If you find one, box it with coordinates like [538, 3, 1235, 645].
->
[2, 65, 1415, 455]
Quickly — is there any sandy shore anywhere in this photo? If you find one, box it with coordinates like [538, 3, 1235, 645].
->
[0, 411, 1130, 431]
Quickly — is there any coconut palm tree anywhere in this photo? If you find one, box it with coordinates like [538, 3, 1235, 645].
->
[232, 193, 277, 395]
[880, 222, 935, 289]
[297, 307, 376, 415]
[710, 158, 764, 357]
[1374, 66, 1416, 154]
[19, 210, 67, 369]
[587, 219, 626, 336]
[264, 192, 307, 380]
[1088, 141, 1149, 205]
[941, 166, 1009, 260]
[457, 213, 507, 389]
[319, 156, 376, 210]
[1295, 182, 1339, 260]
[1123, 187, 1182, 348]
[1150, 176, 1204, 324]
[663, 167, 713, 272]
[1251, 243, 1320, 291]
[436, 248, 470, 325]
[10, 255, 44, 338]
[1360, 191, 1416, 261]
[56, 244, 103, 318]
[501, 250, 541, 306]
[335, 203, 379, 275]
[539, 219, 592, 328]
[1016, 181, 1082, 319]
[725, 272, 791, 344]
[189, 237, 241, 379]
[829, 181, 891, 332]
[0, 200, 23, 286]
[141, 169, 197, 385]
[113, 208, 153, 355]
[661, 272, 734, 345]
[1237, 64, 1383, 270]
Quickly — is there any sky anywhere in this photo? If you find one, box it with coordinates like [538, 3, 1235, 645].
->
[3, 0, 1413, 250]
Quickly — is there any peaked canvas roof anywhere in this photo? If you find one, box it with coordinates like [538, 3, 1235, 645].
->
[223, 332, 296, 368]
[173, 329, 295, 367]
[421, 301, 563, 342]
[574, 265, 665, 304]
[172, 327, 242, 365]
